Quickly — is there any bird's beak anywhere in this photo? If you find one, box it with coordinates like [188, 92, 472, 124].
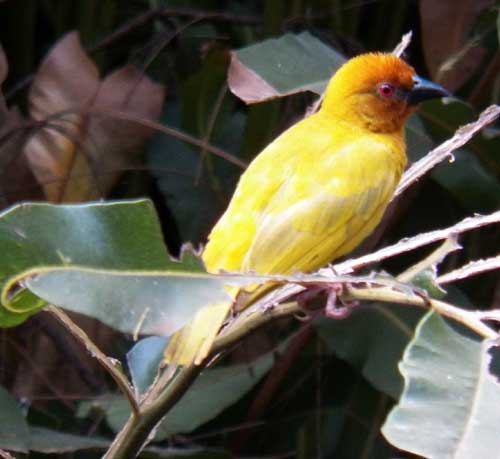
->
[406, 75, 450, 105]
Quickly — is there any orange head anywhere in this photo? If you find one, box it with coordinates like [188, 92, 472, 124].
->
[321, 53, 449, 133]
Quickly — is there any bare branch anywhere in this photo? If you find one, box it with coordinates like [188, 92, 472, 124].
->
[344, 286, 498, 340]
[396, 104, 500, 196]
[397, 236, 461, 283]
[393, 31, 413, 58]
[0, 449, 17, 459]
[332, 210, 500, 275]
[437, 255, 500, 285]
[46, 305, 139, 416]
[88, 108, 247, 169]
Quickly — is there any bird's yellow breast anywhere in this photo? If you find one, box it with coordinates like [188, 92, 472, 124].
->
[202, 110, 406, 275]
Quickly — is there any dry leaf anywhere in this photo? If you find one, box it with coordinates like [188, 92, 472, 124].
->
[228, 51, 280, 104]
[25, 32, 165, 202]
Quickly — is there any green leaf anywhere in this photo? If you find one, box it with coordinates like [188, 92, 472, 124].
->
[127, 336, 169, 394]
[28, 427, 109, 453]
[315, 304, 423, 399]
[431, 148, 500, 212]
[23, 268, 235, 336]
[147, 103, 244, 244]
[0, 385, 29, 452]
[80, 349, 277, 439]
[405, 114, 437, 163]
[0, 200, 170, 326]
[229, 31, 345, 103]
[29, 427, 230, 457]
[410, 268, 447, 299]
[382, 312, 500, 458]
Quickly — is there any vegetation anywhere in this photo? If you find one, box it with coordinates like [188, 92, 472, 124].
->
[0, 1, 499, 458]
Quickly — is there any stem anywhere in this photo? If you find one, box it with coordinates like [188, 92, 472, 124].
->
[344, 287, 498, 340]
[46, 305, 139, 415]
[103, 365, 202, 459]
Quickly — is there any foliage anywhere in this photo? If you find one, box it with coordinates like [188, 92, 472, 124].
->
[0, 1, 499, 458]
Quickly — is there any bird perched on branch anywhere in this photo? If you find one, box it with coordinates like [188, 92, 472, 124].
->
[165, 52, 449, 366]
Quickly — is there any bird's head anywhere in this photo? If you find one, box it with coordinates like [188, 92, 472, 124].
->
[322, 53, 449, 133]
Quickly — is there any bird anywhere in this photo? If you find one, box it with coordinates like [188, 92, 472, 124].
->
[164, 52, 449, 366]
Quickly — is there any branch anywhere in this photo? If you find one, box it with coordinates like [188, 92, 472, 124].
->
[46, 305, 139, 416]
[343, 286, 498, 340]
[437, 255, 500, 285]
[396, 237, 461, 283]
[393, 31, 413, 58]
[396, 105, 500, 196]
[332, 210, 500, 274]
[88, 109, 247, 169]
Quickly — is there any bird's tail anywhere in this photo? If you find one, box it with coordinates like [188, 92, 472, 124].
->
[163, 282, 279, 366]
[163, 299, 234, 366]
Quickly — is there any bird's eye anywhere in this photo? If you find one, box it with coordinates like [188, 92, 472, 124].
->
[378, 83, 394, 98]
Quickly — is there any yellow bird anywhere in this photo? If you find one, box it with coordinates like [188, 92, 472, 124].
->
[165, 52, 449, 365]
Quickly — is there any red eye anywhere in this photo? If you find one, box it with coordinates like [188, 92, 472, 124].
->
[378, 83, 394, 98]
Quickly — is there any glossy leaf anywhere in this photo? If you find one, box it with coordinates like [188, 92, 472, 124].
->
[147, 104, 244, 244]
[23, 268, 236, 336]
[0, 199, 170, 326]
[383, 312, 500, 458]
[419, 99, 500, 212]
[228, 31, 345, 103]
[27, 427, 229, 457]
[315, 304, 423, 399]
[0, 385, 29, 452]
[127, 336, 169, 394]
[28, 427, 109, 453]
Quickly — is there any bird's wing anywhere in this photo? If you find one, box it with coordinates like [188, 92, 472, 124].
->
[242, 137, 402, 274]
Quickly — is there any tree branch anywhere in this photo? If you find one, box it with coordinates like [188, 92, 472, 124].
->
[396, 105, 500, 196]
[46, 305, 139, 416]
[437, 255, 500, 285]
[332, 210, 500, 275]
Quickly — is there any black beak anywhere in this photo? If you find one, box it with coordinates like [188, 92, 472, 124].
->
[406, 75, 450, 105]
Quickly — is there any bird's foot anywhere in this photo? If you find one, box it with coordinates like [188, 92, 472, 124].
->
[295, 283, 358, 319]
[325, 283, 359, 319]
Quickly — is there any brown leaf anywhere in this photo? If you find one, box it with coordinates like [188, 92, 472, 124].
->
[84, 65, 165, 196]
[24, 32, 165, 202]
[420, 0, 492, 91]
[227, 52, 280, 104]
[25, 32, 100, 202]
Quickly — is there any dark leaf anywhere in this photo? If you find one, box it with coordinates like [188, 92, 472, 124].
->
[228, 32, 345, 103]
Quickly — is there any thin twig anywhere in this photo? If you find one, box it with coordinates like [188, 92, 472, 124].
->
[88, 108, 247, 169]
[396, 105, 500, 196]
[397, 236, 461, 283]
[332, 210, 500, 275]
[343, 287, 498, 340]
[437, 255, 500, 285]
[195, 82, 228, 185]
[392, 31, 413, 58]
[0, 449, 17, 459]
[46, 305, 139, 416]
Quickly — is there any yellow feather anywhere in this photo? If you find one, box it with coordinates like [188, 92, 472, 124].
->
[164, 51, 447, 366]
